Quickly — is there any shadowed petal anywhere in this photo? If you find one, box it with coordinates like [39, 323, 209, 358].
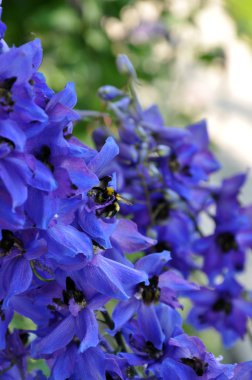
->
[138, 303, 165, 350]
[32, 315, 75, 356]
[77, 308, 99, 353]
[82, 255, 147, 300]
[88, 136, 119, 177]
[2, 258, 33, 308]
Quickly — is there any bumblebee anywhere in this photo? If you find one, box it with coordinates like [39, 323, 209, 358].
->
[87, 176, 132, 218]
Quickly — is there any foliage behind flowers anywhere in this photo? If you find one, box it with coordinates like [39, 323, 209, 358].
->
[1, 4, 252, 380]
[2, 0, 228, 126]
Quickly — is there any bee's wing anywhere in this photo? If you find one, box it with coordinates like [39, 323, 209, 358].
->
[116, 194, 133, 205]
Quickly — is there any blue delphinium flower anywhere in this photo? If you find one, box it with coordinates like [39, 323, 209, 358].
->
[49, 344, 106, 380]
[230, 360, 252, 380]
[161, 333, 234, 379]
[94, 78, 220, 282]
[187, 275, 252, 347]
[1, 4, 252, 379]
[194, 174, 252, 278]
[111, 251, 197, 341]
[151, 209, 198, 276]
[0, 11, 152, 378]
[0, 329, 30, 380]
[31, 273, 104, 357]
[120, 304, 235, 380]
[0, 229, 47, 308]
[92, 54, 252, 372]
[0, 303, 13, 350]
[120, 303, 183, 367]
[155, 119, 220, 202]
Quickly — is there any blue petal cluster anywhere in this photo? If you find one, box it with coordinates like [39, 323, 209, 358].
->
[92, 55, 252, 376]
[0, 13, 154, 380]
[1, 6, 252, 380]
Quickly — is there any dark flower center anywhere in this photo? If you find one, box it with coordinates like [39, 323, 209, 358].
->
[0, 300, 5, 321]
[19, 332, 29, 345]
[0, 77, 16, 110]
[51, 277, 86, 311]
[105, 373, 123, 380]
[153, 241, 172, 253]
[169, 153, 180, 172]
[62, 276, 86, 306]
[92, 239, 105, 251]
[138, 275, 160, 305]
[216, 232, 237, 253]
[181, 357, 208, 376]
[0, 136, 15, 150]
[181, 164, 192, 177]
[0, 230, 23, 255]
[144, 340, 163, 359]
[35, 145, 54, 172]
[0, 230, 15, 253]
[198, 314, 206, 324]
[105, 374, 114, 380]
[153, 200, 171, 222]
[212, 297, 232, 315]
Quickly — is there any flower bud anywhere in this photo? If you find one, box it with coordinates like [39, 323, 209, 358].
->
[116, 54, 137, 80]
[98, 85, 124, 101]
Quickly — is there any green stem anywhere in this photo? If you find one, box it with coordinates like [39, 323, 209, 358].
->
[101, 310, 127, 353]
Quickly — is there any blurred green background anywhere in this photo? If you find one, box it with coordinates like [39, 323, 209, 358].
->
[2, 0, 249, 124]
[2, 0, 250, 112]
[2, 0, 228, 113]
